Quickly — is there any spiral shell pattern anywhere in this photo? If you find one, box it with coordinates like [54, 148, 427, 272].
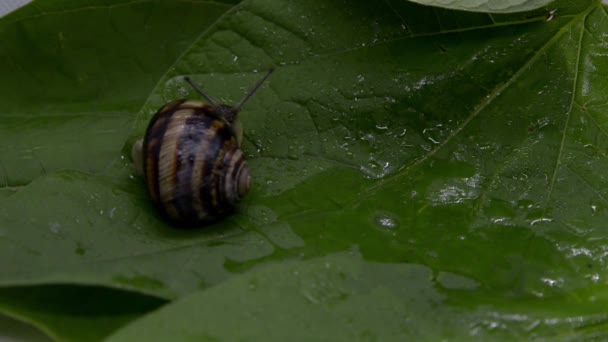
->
[142, 99, 251, 225]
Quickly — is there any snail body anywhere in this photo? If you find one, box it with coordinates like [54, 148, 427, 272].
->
[132, 70, 273, 226]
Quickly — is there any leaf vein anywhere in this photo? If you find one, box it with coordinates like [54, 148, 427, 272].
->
[355, 8, 589, 203]
[545, 6, 591, 209]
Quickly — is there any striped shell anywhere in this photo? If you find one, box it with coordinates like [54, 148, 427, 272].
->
[141, 99, 251, 225]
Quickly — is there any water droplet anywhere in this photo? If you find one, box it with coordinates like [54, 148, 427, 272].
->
[530, 218, 553, 226]
[590, 203, 601, 215]
[491, 217, 509, 224]
[360, 159, 392, 179]
[541, 277, 561, 288]
[373, 211, 400, 233]
[377, 217, 397, 228]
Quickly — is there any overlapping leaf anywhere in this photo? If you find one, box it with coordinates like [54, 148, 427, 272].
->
[108, 252, 608, 341]
[405, 0, 555, 13]
[0, 286, 164, 341]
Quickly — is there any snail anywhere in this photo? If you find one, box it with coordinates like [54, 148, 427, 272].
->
[131, 69, 274, 226]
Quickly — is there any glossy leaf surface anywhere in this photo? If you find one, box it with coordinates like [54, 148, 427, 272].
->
[108, 252, 608, 341]
[0, 0, 607, 340]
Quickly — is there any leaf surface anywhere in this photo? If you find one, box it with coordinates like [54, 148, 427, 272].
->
[0, 286, 165, 342]
[405, 0, 556, 13]
[108, 252, 608, 341]
[0, 0, 607, 339]
[0, 0, 234, 185]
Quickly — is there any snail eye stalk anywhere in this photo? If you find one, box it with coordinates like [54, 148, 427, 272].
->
[235, 68, 275, 110]
[184, 76, 220, 108]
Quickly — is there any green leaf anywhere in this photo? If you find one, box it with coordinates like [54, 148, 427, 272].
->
[0, 286, 165, 341]
[0, 314, 50, 342]
[0, 0, 234, 186]
[107, 252, 608, 341]
[0, 170, 278, 299]
[404, 0, 556, 13]
[1, 0, 607, 339]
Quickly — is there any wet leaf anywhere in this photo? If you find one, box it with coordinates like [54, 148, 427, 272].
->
[0, 0, 234, 185]
[108, 252, 608, 341]
[0, 0, 607, 340]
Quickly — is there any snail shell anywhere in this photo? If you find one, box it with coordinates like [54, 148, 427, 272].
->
[141, 100, 250, 224]
[133, 70, 273, 226]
